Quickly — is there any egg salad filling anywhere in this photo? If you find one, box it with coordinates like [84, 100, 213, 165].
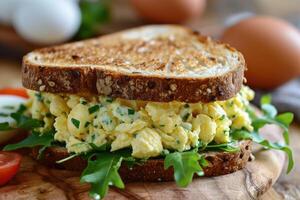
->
[25, 86, 254, 158]
[1, 86, 294, 200]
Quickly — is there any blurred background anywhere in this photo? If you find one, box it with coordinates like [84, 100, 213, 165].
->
[0, 0, 300, 198]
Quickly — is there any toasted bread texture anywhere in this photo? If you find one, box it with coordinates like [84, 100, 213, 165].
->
[23, 25, 245, 103]
[31, 140, 252, 182]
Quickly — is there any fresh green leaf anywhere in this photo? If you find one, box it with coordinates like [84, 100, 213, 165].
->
[231, 130, 294, 173]
[260, 94, 272, 105]
[3, 131, 54, 158]
[11, 113, 44, 130]
[80, 151, 125, 199]
[0, 122, 12, 131]
[275, 113, 294, 127]
[261, 104, 277, 118]
[205, 142, 240, 153]
[164, 151, 204, 187]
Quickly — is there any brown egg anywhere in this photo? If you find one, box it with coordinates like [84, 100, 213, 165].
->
[221, 16, 300, 89]
[130, 0, 206, 23]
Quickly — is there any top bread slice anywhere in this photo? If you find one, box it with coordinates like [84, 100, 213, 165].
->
[22, 25, 245, 103]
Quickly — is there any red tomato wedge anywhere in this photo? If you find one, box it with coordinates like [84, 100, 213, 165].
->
[0, 152, 21, 186]
[0, 88, 28, 98]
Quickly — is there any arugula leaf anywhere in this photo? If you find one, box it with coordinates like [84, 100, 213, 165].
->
[11, 113, 44, 130]
[231, 130, 294, 173]
[260, 94, 272, 105]
[3, 130, 54, 158]
[250, 95, 294, 144]
[0, 122, 13, 131]
[275, 113, 294, 127]
[0, 104, 44, 131]
[205, 142, 240, 153]
[80, 151, 128, 199]
[164, 150, 206, 187]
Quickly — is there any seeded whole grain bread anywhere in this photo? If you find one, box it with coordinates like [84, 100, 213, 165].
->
[22, 25, 245, 103]
[31, 140, 252, 182]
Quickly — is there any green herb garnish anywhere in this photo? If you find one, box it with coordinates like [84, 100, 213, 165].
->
[35, 93, 43, 102]
[89, 105, 100, 114]
[182, 113, 190, 121]
[85, 122, 91, 128]
[71, 118, 80, 129]
[128, 109, 135, 115]
[4, 130, 55, 158]
[164, 149, 208, 187]
[81, 150, 131, 199]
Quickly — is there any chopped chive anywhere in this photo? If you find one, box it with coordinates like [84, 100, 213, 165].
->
[219, 115, 225, 120]
[182, 113, 190, 121]
[128, 109, 135, 115]
[85, 122, 90, 128]
[91, 134, 96, 141]
[176, 139, 180, 144]
[45, 113, 52, 118]
[184, 104, 190, 108]
[106, 98, 113, 103]
[133, 133, 137, 138]
[35, 93, 43, 101]
[160, 124, 165, 127]
[89, 105, 100, 114]
[71, 118, 80, 129]
[81, 101, 88, 105]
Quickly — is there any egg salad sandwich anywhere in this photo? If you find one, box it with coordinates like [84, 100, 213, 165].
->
[0, 25, 294, 199]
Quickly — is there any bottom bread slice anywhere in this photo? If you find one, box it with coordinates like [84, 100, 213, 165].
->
[31, 140, 252, 182]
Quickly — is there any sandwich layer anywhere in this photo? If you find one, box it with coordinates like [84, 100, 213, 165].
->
[22, 25, 245, 103]
[31, 140, 252, 182]
[26, 86, 254, 158]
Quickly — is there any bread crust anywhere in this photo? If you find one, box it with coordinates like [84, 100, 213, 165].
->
[22, 25, 245, 103]
[31, 140, 252, 182]
[22, 64, 244, 103]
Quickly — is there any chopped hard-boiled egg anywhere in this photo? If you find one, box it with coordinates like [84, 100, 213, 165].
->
[26, 86, 254, 158]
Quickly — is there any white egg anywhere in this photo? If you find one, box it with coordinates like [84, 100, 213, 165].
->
[0, 0, 25, 25]
[13, 0, 81, 45]
[0, 95, 26, 144]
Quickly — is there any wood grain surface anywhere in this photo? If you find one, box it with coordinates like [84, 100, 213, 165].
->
[0, 125, 286, 200]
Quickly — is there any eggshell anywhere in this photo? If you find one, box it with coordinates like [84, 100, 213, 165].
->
[221, 16, 300, 89]
[130, 0, 206, 23]
[13, 0, 81, 45]
[0, 95, 26, 145]
[0, 0, 23, 25]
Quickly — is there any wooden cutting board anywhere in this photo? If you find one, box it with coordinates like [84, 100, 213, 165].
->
[0, 125, 286, 200]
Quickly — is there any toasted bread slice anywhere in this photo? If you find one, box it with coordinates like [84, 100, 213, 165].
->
[31, 140, 252, 182]
[22, 25, 245, 103]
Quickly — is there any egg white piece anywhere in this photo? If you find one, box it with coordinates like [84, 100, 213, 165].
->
[13, 0, 81, 44]
[0, 95, 26, 144]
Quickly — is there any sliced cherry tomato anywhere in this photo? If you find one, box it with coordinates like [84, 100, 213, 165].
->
[0, 88, 28, 98]
[0, 151, 21, 186]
